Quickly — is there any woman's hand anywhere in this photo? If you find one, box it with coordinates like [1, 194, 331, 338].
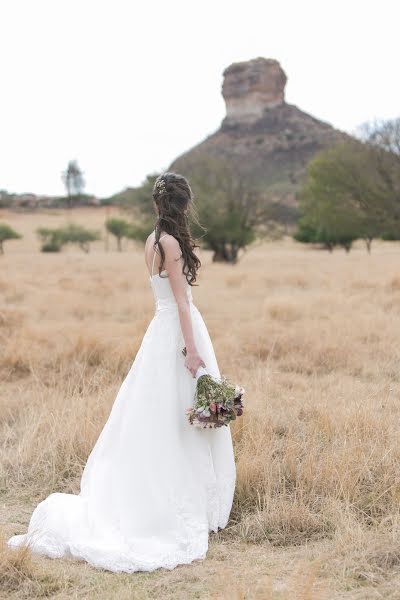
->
[184, 351, 206, 378]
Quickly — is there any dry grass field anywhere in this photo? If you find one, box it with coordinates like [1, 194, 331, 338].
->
[1, 208, 400, 599]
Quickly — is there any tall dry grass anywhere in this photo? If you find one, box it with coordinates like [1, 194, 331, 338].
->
[0, 530, 72, 597]
[1, 209, 400, 596]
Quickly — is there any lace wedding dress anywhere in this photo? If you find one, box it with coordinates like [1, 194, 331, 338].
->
[7, 235, 236, 573]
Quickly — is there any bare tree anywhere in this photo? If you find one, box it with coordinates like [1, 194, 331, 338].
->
[62, 160, 85, 209]
[359, 117, 400, 155]
[360, 118, 400, 237]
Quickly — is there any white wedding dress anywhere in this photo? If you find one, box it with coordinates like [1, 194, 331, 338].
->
[7, 235, 236, 573]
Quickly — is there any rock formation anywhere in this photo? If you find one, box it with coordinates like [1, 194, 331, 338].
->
[168, 57, 349, 218]
[222, 58, 287, 125]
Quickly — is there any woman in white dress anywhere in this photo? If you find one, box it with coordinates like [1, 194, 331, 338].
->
[7, 172, 236, 573]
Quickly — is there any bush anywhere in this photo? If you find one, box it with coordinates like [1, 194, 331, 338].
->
[381, 231, 400, 241]
[58, 224, 100, 253]
[37, 224, 100, 253]
[293, 221, 318, 244]
[0, 223, 22, 254]
[37, 227, 64, 253]
[41, 242, 62, 253]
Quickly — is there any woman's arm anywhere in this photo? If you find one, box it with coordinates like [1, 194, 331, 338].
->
[161, 235, 205, 377]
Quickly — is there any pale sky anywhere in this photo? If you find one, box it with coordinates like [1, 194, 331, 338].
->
[0, 0, 399, 197]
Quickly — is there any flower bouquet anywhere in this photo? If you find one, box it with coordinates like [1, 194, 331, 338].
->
[184, 359, 245, 429]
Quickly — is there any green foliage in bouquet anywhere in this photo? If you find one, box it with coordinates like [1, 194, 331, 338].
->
[186, 371, 244, 429]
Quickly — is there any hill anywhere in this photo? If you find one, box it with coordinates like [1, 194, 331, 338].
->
[169, 57, 350, 208]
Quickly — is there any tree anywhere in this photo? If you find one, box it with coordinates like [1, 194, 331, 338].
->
[358, 117, 400, 241]
[62, 160, 85, 209]
[294, 219, 358, 253]
[192, 196, 256, 263]
[58, 224, 100, 253]
[37, 224, 100, 253]
[110, 159, 286, 262]
[188, 156, 286, 262]
[0, 223, 21, 254]
[359, 117, 400, 155]
[295, 135, 400, 253]
[105, 218, 131, 251]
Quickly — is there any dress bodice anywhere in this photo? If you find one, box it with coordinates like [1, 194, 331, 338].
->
[149, 270, 193, 312]
[149, 234, 193, 312]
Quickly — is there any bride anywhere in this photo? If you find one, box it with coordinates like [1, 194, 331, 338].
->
[7, 172, 236, 573]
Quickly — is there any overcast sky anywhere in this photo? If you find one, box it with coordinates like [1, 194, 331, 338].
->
[1, 0, 398, 197]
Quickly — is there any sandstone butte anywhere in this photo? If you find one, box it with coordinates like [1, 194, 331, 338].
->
[169, 57, 350, 216]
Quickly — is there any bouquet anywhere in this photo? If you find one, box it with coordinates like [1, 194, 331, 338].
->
[183, 348, 244, 428]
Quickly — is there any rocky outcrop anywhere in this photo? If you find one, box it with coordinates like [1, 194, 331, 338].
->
[169, 57, 349, 216]
[222, 58, 287, 125]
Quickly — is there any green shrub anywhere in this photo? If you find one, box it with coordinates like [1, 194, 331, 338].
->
[37, 224, 100, 253]
[58, 224, 100, 253]
[41, 242, 62, 253]
[0, 223, 22, 254]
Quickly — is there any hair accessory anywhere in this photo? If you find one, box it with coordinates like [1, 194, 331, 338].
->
[154, 176, 167, 195]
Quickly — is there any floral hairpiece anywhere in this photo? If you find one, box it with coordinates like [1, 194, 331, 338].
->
[154, 177, 167, 195]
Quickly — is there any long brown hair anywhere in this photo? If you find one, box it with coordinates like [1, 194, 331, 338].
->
[152, 172, 201, 285]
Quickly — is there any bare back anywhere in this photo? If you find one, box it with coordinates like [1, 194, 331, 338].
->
[145, 231, 169, 277]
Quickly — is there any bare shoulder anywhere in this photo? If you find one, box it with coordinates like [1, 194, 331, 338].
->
[160, 233, 180, 255]
[145, 232, 155, 248]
